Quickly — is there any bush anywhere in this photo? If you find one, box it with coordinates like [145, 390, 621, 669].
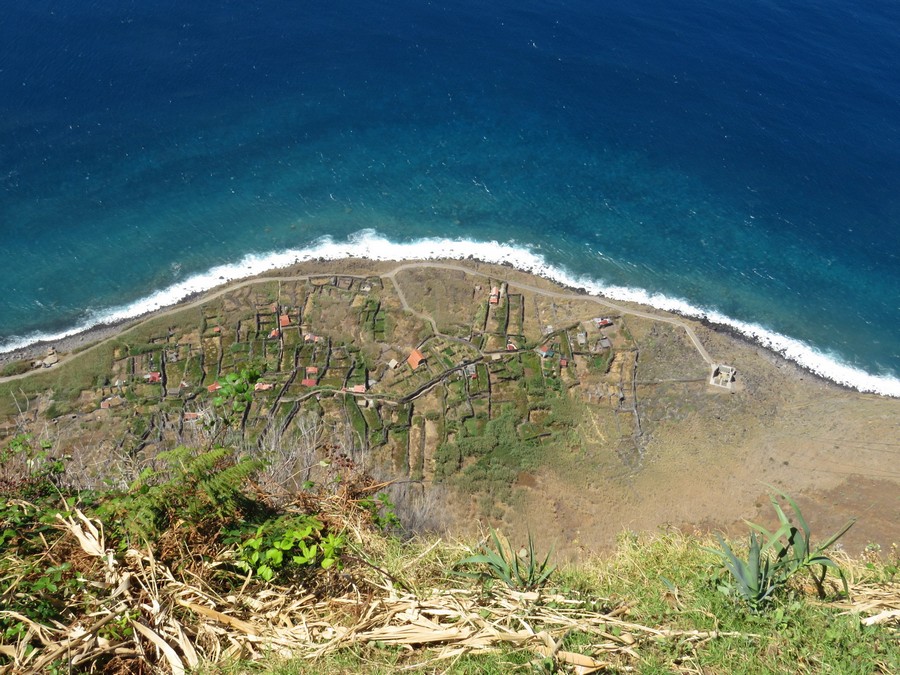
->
[1, 360, 32, 377]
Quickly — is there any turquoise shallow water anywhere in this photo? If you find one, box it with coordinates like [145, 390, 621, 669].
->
[0, 1, 898, 395]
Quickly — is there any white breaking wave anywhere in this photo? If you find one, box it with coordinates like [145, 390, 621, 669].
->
[2, 229, 898, 397]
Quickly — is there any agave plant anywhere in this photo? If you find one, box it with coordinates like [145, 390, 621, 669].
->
[457, 528, 556, 591]
[705, 531, 783, 608]
[706, 488, 855, 609]
[749, 488, 855, 598]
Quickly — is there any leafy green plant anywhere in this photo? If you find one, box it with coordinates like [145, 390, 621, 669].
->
[705, 488, 854, 609]
[234, 515, 345, 582]
[0, 498, 84, 644]
[358, 492, 401, 532]
[457, 528, 555, 591]
[211, 367, 261, 413]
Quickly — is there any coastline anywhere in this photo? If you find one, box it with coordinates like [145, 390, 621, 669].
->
[0, 288, 215, 369]
[1, 248, 897, 397]
[1, 254, 897, 554]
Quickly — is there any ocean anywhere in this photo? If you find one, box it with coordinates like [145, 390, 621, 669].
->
[1, 0, 898, 396]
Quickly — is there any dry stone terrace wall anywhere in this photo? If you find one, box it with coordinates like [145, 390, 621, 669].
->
[1, 268, 720, 490]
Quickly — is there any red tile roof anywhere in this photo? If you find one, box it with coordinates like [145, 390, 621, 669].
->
[407, 349, 426, 370]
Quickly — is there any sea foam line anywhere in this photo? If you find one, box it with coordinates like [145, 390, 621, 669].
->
[2, 229, 898, 397]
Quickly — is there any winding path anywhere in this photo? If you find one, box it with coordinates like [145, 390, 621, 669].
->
[384, 262, 715, 366]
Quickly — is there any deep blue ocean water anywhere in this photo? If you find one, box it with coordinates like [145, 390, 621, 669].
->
[1, 0, 898, 395]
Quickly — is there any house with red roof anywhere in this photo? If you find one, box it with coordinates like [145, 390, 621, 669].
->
[407, 349, 426, 370]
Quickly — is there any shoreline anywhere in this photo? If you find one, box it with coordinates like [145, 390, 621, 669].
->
[0, 287, 213, 368]
[0, 255, 894, 397]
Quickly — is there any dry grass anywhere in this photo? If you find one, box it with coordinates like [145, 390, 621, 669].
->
[3, 511, 898, 675]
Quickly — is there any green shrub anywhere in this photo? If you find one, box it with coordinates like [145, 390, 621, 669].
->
[98, 445, 263, 540]
[1, 360, 32, 377]
[232, 515, 345, 582]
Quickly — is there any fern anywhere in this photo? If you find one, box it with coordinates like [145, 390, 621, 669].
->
[200, 457, 263, 514]
[100, 445, 263, 543]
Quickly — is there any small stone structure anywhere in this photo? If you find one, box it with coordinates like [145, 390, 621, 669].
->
[709, 364, 736, 390]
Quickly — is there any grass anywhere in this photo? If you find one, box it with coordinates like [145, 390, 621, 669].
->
[204, 529, 899, 674]
[0, 341, 118, 417]
[0, 360, 32, 377]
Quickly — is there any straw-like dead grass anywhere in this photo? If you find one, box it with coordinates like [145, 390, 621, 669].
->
[3, 506, 898, 675]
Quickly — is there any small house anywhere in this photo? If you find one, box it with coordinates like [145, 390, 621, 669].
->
[594, 317, 613, 329]
[207, 382, 222, 392]
[279, 314, 291, 328]
[351, 384, 366, 393]
[387, 358, 399, 370]
[301, 378, 317, 387]
[269, 328, 281, 339]
[407, 349, 426, 370]
[559, 358, 568, 368]
[537, 344, 554, 359]
[254, 382, 274, 392]
[306, 366, 319, 376]
[145, 371, 161, 384]
[99, 396, 125, 410]
[489, 286, 500, 305]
